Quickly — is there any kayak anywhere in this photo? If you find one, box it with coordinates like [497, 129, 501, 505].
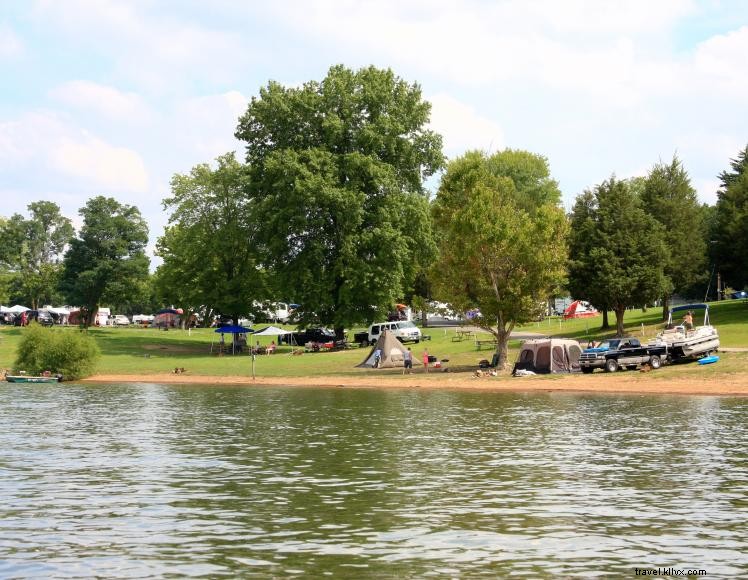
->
[697, 355, 719, 365]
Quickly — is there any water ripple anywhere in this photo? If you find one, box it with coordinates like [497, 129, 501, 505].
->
[0, 384, 746, 577]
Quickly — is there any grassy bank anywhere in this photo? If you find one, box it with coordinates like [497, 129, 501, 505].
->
[1, 299, 746, 380]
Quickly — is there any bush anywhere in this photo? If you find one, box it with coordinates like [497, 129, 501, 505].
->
[14, 323, 100, 380]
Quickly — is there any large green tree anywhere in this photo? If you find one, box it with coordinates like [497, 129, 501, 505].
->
[641, 156, 707, 318]
[61, 196, 150, 327]
[0, 201, 74, 308]
[432, 150, 568, 370]
[712, 145, 748, 291]
[568, 176, 670, 336]
[155, 153, 267, 325]
[235, 65, 444, 337]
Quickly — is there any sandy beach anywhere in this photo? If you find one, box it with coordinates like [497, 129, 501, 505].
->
[83, 370, 748, 396]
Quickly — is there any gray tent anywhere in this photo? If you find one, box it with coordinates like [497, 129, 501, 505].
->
[356, 330, 418, 369]
[512, 338, 582, 374]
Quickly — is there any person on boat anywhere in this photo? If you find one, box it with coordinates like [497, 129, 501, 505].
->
[683, 311, 694, 332]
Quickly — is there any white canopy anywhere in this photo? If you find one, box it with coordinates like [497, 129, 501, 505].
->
[0, 305, 7, 313]
[48, 307, 70, 315]
[9, 305, 30, 313]
[253, 325, 293, 336]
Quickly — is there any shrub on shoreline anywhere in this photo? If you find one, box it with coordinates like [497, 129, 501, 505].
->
[14, 323, 100, 380]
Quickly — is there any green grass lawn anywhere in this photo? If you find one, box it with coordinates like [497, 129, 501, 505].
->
[1, 299, 745, 379]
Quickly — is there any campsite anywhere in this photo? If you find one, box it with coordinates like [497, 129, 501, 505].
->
[2, 299, 747, 389]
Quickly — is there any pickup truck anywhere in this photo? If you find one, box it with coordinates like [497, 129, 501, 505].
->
[579, 337, 668, 373]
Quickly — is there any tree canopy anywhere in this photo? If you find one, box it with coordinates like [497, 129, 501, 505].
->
[61, 196, 150, 326]
[432, 150, 568, 369]
[712, 144, 748, 291]
[235, 65, 444, 336]
[0, 201, 74, 308]
[641, 155, 706, 316]
[568, 176, 669, 336]
[155, 153, 267, 324]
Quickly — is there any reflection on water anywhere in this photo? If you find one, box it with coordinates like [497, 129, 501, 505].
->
[0, 384, 746, 577]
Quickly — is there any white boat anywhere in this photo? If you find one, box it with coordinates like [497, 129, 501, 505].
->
[654, 303, 720, 360]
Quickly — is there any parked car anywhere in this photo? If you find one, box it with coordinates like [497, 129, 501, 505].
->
[18, 310, 55, 327]
[112, 315, 131, 326]
[366, 321, 421, 345]
[284, 327, 336, 346]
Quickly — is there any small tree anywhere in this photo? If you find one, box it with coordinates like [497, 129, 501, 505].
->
[432, 150, 568, 370]
[14, 323, 100, 379]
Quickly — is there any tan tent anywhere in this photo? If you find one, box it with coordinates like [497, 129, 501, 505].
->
[356, 330, 419, 368]
[512, 338, 582, 374]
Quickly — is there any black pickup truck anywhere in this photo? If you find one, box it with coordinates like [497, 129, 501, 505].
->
[579, 337, 668, 373]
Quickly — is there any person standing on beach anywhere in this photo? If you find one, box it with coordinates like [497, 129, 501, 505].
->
[403, 348, 413, 374]
[422, 349, 429, 373]
[373, 347, 382, 368]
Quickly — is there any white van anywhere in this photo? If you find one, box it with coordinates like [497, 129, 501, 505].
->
[367, 321, 421, 345]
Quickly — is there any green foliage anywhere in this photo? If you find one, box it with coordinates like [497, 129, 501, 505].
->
[13, 323, 100, 379]
[156, 153, 267, 322]
[61, 196, 150, 326]
[0, 201, 74, 308]
[713, 145, 748, 290]
[236, 65, 444, 334]
[641, 156, 707, 312]
[432, 150, 568, 369]
[568, 176, 670, 336]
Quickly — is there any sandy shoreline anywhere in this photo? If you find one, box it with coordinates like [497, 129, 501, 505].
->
[82, 371, 748, 396]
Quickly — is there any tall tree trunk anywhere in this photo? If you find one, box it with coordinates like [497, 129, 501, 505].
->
[614, 305, 626, 337]
[661, 294, 670, 322]
[334, 326, 346, 341]
[601, 308, 610, 330]
[494, 327, 511, 371]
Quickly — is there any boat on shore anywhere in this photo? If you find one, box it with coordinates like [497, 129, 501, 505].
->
[652, 303, 720, 360]
[5, 374, 62, 383]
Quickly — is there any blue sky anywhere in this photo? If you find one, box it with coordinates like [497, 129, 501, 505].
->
[2, 0, 748, 261]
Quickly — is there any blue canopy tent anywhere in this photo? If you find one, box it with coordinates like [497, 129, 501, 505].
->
[212, 325, 254, 355]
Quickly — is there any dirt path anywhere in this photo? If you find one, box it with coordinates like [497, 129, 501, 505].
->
[83, 370, 748, 396]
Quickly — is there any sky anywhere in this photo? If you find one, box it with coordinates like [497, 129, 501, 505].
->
[2, 0, 748, 263]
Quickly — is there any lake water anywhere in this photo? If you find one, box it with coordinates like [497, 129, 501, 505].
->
[1, 383, 746, 578]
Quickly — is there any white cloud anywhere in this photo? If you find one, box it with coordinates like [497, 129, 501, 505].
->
[50, 137, 148, 192]
[0, 111, 148, 192]
[0, 23, 23, 58]
[49, 81, 150, 121]
[31, 0, 249, 92]
[171, 91, 249, 161]
[692, 25, 748, 98]
[428, 93, 504, 155]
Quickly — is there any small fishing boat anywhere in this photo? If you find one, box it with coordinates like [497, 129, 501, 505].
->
[5, 374, 62, 383]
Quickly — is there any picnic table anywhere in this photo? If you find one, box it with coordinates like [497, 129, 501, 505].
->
[474, 336, 498, 350]
[452, 329, 476, 342]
